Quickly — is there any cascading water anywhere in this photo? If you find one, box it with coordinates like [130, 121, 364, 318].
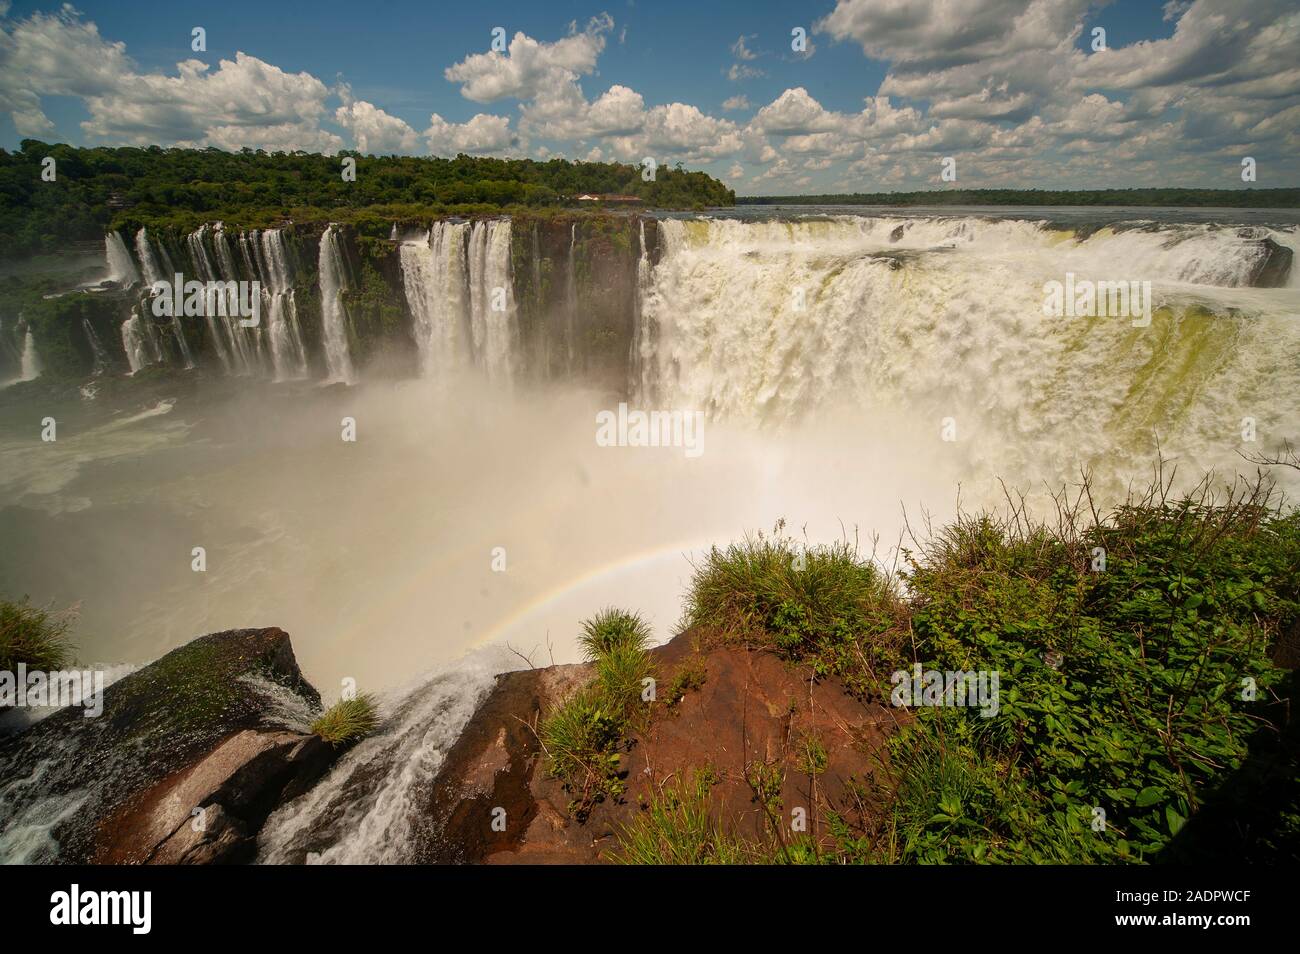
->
[399, 221, 470, 378]
[318, 225, 356, 384]
[250, 229, 309, 381]
[19, 327, 41, 381]
[120, 307, 161, 373]
[566, 223, 578, 372]
[398, 219, 517, 383]
[186, 225, 233, 373]
[134, 227, 165, 286]
[82, 319, 110, 375]
[104, 231, 140, 287]
[637, 215, 1300, 494]
[137, 228, 195, 369]
[466, 219, 517, 385]
[256, 654, 501, 864]
[212, 224, 261, 375]
[629, 218, 654, 404]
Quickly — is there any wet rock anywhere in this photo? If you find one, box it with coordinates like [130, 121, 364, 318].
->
[0, 627, 328, 863]
[96, 728, 335, 864]
[1249, 238, 1293, 288]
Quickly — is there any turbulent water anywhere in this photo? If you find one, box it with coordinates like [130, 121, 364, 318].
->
[640, 215, 1300, 494]
[1, 206, 1297, 863]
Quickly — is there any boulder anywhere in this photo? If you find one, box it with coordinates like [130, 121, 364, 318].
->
[0, 627, 331, 863]
[1249, 237, 1293, 288]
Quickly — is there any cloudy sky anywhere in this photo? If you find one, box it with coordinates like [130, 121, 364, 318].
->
[1, 0, 1297, 194]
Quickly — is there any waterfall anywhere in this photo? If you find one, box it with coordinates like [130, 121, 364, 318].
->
[257, 229, 310, 381]
[19, 327, 41, 381]
[104, 232, 140, 287]
[530, 223, 546, 374]
[134, 227, 165, 286]
[397, 218, 517, 383]
[186, 225, 233, 373]
[256, 655, 500, 864]
[82, 319, 110, 375]
[629, 219, 654, 403]
[318, 225, 356, 384]
[120, 308, 162, 374]
[466, 220, 516, 385]
[637, 214, 1300, 490]
[566, 223, 578, 372]
[138, 229, 194, 369]
[399, 222, 470, 378]
[213, 224, 261, 375]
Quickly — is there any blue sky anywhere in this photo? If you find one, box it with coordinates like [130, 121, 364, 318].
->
[1, 1, 1296, 193]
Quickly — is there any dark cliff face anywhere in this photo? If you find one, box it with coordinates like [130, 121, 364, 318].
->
[0, 627, 329, 863]
[512, 215, 657, 392]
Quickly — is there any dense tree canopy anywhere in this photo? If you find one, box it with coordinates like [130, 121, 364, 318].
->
[0, 142, 734, 256]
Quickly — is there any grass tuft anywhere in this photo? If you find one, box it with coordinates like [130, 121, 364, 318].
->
[311, 693, 380, 745]
[579, 607, 652, 660]
[0, 599, 74, 673]
[610, 772, 757, 864]
[682, 526, 906, 695]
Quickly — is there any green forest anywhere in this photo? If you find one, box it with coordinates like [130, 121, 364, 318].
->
[0, 141, 735, 256]
[739, 187, 1300, 208]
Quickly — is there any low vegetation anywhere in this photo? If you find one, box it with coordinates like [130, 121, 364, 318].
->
[610, 770, 759, 864]
[541, 608, 655, 819]
[311, 693, 380, 745]
[0, 598, 74, 673]
[624, 469, 1300, 864]
[682, 521, 906, 696]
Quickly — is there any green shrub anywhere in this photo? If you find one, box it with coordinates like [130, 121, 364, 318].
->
[540, 687, 627, 815]
[541, 607, 657, 819]
[311, 693, 380, 745]
[870, 476, 1300, 863]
